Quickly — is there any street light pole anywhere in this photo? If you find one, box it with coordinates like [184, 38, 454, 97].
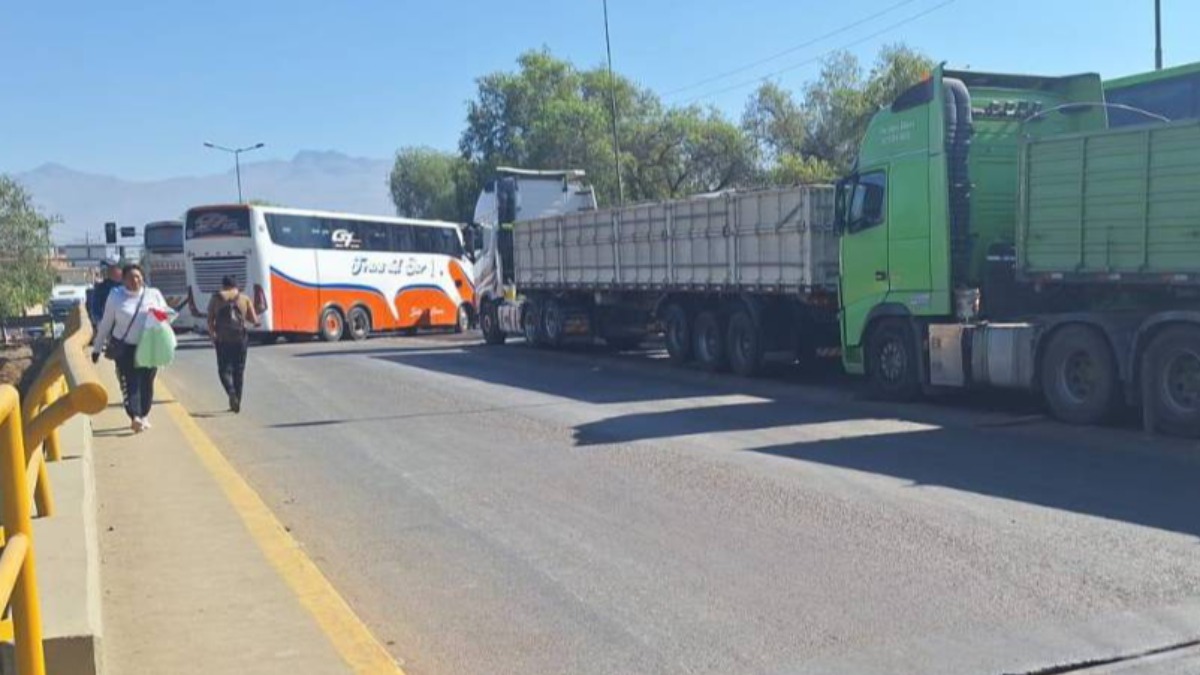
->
[1155, 0, 1163, 70]
[602, 0, 624, 207]
[203, 141, 265, 203]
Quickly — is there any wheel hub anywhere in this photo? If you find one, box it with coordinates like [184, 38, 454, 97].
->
[1162, 349, 1200, 414]
[880, 340, 906, 383]
[1062, 351, 1097, 402]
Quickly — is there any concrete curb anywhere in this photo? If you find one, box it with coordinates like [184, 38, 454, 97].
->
[33, 413, 103, 675]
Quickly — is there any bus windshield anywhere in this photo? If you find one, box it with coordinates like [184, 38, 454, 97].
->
[186, 207, 252, 239]
[144, 222, 183, 253]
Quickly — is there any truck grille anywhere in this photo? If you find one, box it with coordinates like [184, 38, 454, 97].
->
[192, 256, 248, 294]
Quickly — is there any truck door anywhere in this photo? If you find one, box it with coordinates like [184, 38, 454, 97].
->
[839, 170, 890, 350]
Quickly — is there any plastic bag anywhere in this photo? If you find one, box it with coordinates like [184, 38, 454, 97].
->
[136, 307, 178, 368]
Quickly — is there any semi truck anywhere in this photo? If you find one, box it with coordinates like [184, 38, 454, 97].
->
[470, 66, 1200, 437]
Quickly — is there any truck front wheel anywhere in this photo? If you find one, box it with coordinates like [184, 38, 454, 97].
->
[866, 319, 920, 401]
[727, 310, 764, 377]
[693, 311, 728, 372]
[1040, 325, 1118, 426]
[662, 304, 692, 364]
[1142, 325, 1200, 437]
[480, 301, 506, 346]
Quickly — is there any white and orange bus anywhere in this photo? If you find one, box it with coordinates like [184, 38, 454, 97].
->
[184, 204, 474, 342]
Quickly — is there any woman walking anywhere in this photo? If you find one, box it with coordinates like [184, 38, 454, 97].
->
[90, 263, 169, 433]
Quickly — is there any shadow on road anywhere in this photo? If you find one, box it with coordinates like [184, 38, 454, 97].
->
[747, 425, 1200, 540]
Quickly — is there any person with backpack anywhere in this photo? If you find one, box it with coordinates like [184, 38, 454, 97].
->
[206, 276, 259, 413]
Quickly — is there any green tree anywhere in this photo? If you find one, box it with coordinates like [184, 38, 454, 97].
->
[742, 82, 808, 165]
[0, 176, 56, 317]
[388, 147, 478, 222]
[801, 45, 933, 171]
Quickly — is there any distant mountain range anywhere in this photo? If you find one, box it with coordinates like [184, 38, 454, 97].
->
[13, 151, 396, 243]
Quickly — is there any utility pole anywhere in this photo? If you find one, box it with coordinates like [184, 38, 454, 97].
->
[603, 0, 624, 206]
[1155, 0, 1163, 70]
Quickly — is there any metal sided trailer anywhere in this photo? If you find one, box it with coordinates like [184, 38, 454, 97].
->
[478, 185, 842, 376]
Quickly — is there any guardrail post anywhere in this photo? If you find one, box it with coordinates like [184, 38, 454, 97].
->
[0, 386, 47, 675]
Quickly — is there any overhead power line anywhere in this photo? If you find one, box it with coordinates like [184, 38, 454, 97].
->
[682, 0, 957, 105]
[664, 0, 921, 97]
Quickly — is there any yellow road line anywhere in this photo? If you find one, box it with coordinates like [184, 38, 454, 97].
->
[159, 381, 406, 675]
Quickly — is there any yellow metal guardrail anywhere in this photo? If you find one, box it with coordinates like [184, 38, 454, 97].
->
[20, 306, 108, 518]
[0, 384, 46, 675]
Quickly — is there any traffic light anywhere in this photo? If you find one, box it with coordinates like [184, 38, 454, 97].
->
[104, 222, 117, 244]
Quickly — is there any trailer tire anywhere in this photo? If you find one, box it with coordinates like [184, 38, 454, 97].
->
[318, 307, 345, 342]
[1040, 325, 1119, 426]
[480, 301, 506, 345]
[522, 300, 545, 347]
[346, 306, 371, 341]
[693, 311, 728, 372]
[727, 310, 764, 377]
[1142, 325, 1200, 438]
[542, 299, 565, 348]
[866, 319, 920, 401]
[662, 304, 692, 365]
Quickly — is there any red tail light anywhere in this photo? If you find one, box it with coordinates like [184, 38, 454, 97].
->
[253, 284, 268, 313]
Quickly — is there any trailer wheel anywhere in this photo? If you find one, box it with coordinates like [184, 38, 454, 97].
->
[866, 319, 920, 401]
[727, 310, 764, 377]
[480, 301, 506, 346]
[542, 299, 565, 348]
[662, 304, 692, 365]
[692, 311, 728, 372]
[1142, 325, 1200, 437]
[1040, 325, 1118, 426]
[318, 307, 345, 342]
[522, 300, 545, 347]
[345, 306, 371, 341]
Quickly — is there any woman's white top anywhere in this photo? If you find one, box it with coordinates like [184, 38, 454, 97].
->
[91, 286, 168, 352]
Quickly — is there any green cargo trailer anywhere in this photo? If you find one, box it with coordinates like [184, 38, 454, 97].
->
[1020, 119, 1200, 282]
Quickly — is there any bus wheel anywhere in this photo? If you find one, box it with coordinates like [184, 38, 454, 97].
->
[480, 301, 506, 346]
[662, 304, 692, 365]
[454, 305, 470, 334]
[692, 311, 728, 372]
[727, 310, 764, 377]
[318, 307, 345, 342]
[866, 318, 920, 401]
[1143, 325, 1200, 437]
[346, 307, 371, 341]
[1040, 325, 1118, 425]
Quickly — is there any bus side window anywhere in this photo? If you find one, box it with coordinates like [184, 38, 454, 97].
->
[414, 227, 434, 254]
[392, 225, 414, 252]
[360, 222, 389, 251]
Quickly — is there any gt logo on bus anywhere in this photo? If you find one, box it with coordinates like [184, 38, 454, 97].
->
[332, 229, 360, 250]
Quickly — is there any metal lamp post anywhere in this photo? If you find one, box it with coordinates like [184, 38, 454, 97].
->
[203, 142, 265, 203]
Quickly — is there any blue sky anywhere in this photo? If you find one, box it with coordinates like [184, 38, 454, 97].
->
[3, 0, 1197, 180]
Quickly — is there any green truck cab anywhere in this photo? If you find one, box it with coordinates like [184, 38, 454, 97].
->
[837, 65, 1200, 436]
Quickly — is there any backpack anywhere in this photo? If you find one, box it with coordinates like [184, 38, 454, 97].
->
[214, 293, 247, 342]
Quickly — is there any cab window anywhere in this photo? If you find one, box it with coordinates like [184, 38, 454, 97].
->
[848, 171, 886, 233]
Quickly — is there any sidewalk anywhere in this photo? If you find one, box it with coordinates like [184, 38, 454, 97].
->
[92, 365, 357, 674]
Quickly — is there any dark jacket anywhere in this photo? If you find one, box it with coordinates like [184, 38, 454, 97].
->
[90, 279, 120, 322]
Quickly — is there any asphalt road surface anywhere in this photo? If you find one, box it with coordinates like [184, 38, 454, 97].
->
[161, 332, 1200, 675]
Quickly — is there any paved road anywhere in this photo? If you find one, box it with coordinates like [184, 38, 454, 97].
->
[161, 333, 1200, 675]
